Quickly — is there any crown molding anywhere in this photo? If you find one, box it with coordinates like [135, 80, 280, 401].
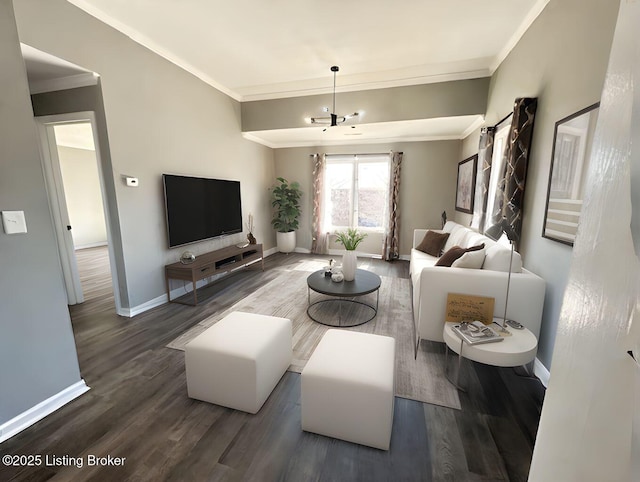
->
[489, 0, 551, 74]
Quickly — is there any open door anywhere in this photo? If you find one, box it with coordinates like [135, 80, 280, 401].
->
[38, 119, 84, 304]
[36, 111, 120, 310]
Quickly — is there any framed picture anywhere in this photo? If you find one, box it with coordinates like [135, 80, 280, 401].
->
[543, 103, 600, 246]
[455, 154, 477, 214]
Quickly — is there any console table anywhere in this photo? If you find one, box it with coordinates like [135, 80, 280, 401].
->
[165, 244, 263, 306]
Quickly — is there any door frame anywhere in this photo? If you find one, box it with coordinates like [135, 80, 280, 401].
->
[36, 111, 123, 313]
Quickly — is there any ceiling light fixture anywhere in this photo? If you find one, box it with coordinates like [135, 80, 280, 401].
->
[310, 66, 359, 129]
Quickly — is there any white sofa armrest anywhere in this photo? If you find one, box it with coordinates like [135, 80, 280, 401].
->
[414, 266, 545, 343]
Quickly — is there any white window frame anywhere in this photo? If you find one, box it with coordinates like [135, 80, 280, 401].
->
[323, 154, 390, 233]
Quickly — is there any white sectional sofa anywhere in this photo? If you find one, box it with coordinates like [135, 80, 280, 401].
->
[410, 221, 545, 344]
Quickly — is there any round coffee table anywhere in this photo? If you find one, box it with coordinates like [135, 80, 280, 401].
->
[306, 269, 381, 327]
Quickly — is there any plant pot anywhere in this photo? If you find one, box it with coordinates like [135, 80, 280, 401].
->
[342, 250, 357, 281]
[277, 231, 296, 253]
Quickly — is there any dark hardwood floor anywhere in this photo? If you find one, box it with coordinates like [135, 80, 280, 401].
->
[0, 248, 545, 481]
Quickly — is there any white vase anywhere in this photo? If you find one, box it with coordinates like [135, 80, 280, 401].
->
[342, 250, 357, 281]
[276, 231, 296, 253]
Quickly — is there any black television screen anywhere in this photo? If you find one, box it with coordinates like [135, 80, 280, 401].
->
[163, 174, 242, 248]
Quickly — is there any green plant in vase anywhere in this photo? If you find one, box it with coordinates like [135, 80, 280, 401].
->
[335, 228, 367, 281]
[270, 177, 302, 253]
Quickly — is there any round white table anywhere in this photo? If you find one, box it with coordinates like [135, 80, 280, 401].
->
[443, 321, 538, 390]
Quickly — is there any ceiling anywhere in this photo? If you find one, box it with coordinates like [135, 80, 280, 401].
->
[24, 0, 550, 147]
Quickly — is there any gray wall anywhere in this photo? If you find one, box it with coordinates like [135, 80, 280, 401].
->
[274, 140, 461, 257]
[460, 0, 619, 370]
[0, 0, 82, 424]
[15, 0, 276, 309]
[242, 78, 489, 132]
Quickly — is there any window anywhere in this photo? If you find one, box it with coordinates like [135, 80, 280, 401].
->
[484, 120, 511, 232]
[323, 154, 390, 232]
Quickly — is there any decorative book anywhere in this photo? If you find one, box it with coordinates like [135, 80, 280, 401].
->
[452, 321, 504, 345]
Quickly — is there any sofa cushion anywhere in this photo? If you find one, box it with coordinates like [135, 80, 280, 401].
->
[443, 225, 468, 253]
[416, 230, 450, 257]
[483, 244, 523, 272]
[452, 246, 486, 269]
[436, 243, 485, 267]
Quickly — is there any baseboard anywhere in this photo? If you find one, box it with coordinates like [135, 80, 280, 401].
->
[74, 241, 108, 250]
[263, 247, 278, 257]
[533, 358, 550, 387]
[399, 254, 411, 261]
[0, 380, 90, 443]
[121, 294, 168, 317]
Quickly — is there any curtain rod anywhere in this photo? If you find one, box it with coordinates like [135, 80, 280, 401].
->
[493, 111, 513, 129]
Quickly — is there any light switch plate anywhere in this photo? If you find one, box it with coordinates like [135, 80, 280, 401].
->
[2, 211, 27, 234]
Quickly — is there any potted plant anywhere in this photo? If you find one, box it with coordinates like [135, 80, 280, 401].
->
[334, 228, 367, 281]
[270, 177, 302, 253]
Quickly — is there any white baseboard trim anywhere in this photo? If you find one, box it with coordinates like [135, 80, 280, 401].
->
[0, 380, 90, 443]
[121, 294, 168, 318]
[74, 241, 108, 250]
[399, 254, 411, 261]
[263, 247, 278, 257]
[533, 358, 550, 388]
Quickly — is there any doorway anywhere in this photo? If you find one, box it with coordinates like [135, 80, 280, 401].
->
[37, 112, 122, 312]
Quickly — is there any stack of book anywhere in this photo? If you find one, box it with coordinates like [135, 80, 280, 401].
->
[452, 321, 503, 345]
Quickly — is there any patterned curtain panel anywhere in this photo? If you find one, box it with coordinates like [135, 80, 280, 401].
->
[486, 98, 537, 248]
[471, 126, 495, 230]
[382, 151, 402, 261]
[310, 153, 327, 254]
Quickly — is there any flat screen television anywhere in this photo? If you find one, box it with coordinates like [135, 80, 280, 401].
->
[163, 174, 242, 248]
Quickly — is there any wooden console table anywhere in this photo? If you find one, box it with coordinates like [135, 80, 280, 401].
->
[165, 244, 263, 305]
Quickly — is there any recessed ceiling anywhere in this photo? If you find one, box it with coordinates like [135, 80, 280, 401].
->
[66, 0, 550, 101]
[244, 115, 485, 149]
[26, 1, 549, 148]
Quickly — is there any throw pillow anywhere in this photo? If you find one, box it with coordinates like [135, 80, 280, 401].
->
[483, 244, 523, 272]
[452, 246, 486, 269]
[436, 243, 485, 267]
[416, 230, 450, 257]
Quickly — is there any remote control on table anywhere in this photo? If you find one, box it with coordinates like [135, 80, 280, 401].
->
[506, 319, 524, 329]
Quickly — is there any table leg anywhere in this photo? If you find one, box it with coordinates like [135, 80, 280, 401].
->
[444, 340, 467, 392]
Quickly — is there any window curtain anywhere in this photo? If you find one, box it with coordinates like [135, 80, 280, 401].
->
[485, 98, 538, 248]
[382, 151, 402, 261]
[310, 153, 328, 254]
[471, 126, 495, 230]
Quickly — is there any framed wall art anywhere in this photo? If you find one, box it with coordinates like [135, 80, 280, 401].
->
[455, 154, 478, 214]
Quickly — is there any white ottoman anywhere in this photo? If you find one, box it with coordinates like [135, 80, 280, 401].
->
[185, 311, 292, 414]
[301, 329, 396, 450]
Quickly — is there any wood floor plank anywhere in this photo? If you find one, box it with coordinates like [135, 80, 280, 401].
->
[0, 248, 545, 482]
